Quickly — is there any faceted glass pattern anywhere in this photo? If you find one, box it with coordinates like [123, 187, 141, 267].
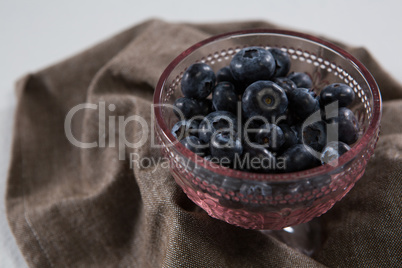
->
[153, 30, 382, 230]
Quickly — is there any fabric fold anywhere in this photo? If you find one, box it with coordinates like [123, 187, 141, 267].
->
[6, 18, 402, 267]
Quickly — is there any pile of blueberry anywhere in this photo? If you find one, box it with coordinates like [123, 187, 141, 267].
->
[171, 46, 359, 173]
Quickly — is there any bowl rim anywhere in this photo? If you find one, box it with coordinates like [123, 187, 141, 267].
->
[153, 29, 382, 182]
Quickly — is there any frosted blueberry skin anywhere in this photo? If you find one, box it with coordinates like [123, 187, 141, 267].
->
[180, 136, 207, 156]
[287, 87, 320, 120]
[198, 111, 238, 143]
[321, 141, 351, 164]
[281, 144, 320, 172]
[242, 81, 288, 119]
[268, 47, 291, 78]
[181, 63, 216, 100]
[173, 97, 200, 119]
[255, 123, 285, 151]
[320, 83, 355, 107]
[287, 72, 313, 88]
[171, 120, 200, 140]
[301, 121, 327, 152]
[212, 82, 238, 114]
[230, 46, 276, 84]
[327, 107, 360, 145]
[210, 132, 243, 163]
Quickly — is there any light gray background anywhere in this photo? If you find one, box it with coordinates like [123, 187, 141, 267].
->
[1, 0, 401, 266]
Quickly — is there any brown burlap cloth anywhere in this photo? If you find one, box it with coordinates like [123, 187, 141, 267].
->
[6, 19, 402, 267]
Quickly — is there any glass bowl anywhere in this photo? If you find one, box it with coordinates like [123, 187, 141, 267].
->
[153, 29, 382, 230]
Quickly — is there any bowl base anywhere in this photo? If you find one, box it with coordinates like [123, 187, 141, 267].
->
[260, 217, 322, 256]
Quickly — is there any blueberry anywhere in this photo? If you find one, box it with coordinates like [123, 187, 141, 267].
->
[280, 144, 319, 172]
[320, 83, 355, 107]
[279, 108, 299, 126]
[216, 66, 234, 83]
[242, 81, 288, 119]
[293, 123, 303, 143]
[171, 120, 199, 140]
[210, 131, 243, 163]
[287, 88, 319, 120]
[173, 97, 200, 119]
[243, 116, 268, 130]
[254, 123, 285, 151]
[278, 123, 299, 149]
[327, 107, 360, 145]
[320, 141, 351, 164]
[198, 98, 214, 116]
[181, 63, 216, 100]
[171, 47, 363, 175]
[230, 46, 276, 84]
[242, 116, 271, 143]
[198, 111, 238, 143]
[301, 121, 327, 152]
[287, 72, 313, 88]
[273, 77, 297, 96]
[212, 82, 238, 114]
[240, 143, 276, 173]
[180, 136, 207, 156]
[268, 48, 291, 77]
[216, 66, 246, 95]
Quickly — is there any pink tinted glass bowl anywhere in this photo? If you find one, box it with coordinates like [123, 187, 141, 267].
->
[153, 30, 382, 230]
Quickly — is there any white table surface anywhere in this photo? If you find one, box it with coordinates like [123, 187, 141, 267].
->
[1, 0, 401, 266]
